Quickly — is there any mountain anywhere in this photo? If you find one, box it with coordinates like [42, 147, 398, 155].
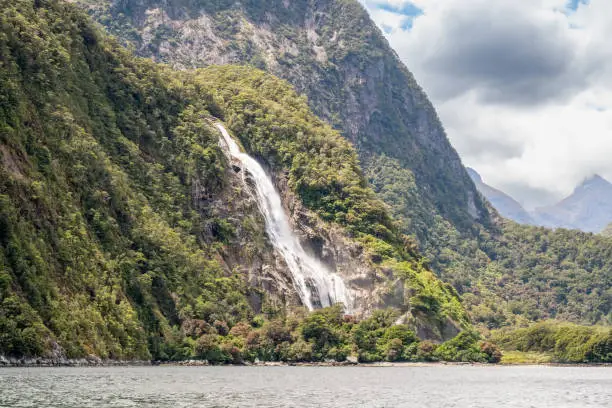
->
[467, 168, 533, 224]
[533, 175, 612, 233]
[76, 0, 491, 245]
[468, 168, 612, 233]
[76, 0, 612, 327]
[0, 0, 470, 360]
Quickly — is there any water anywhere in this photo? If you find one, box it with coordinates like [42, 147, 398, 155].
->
[216, 123, 352, 311]
[0, 365, 610, 407]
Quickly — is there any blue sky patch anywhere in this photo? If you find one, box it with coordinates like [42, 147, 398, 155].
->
[367, 1, 423, 31]
[375, 1, 423, 17]
[566, 0, 589, 11]
[381, 23, 393, 34]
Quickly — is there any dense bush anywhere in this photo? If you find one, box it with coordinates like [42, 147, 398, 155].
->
[180, 306, 492, 364]
[0, 0, 249, 358]
[433, 331, 491, 363]
[367, 155, 612, 328]
[491, 321, 612, 363]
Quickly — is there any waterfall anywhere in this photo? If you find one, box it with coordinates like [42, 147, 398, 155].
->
[215, 123, 352, 312]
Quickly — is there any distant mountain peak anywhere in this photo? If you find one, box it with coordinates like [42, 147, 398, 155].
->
[576, 174, 611, 191]
[467, 168, 612, 233]
[534, 174, 612, 232]
[467, 167, 533, 224]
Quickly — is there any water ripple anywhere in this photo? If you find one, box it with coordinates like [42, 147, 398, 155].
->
[0, 366, 610, 408]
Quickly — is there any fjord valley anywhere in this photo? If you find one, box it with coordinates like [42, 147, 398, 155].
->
[0, 0, 610, 367]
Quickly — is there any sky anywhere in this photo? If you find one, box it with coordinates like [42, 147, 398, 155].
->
[361, 0, 612, 209]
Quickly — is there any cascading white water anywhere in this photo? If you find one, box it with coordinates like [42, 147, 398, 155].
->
[216, 123, 352, 312]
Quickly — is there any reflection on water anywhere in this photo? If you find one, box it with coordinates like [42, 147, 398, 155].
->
[0, 365, 610, 408]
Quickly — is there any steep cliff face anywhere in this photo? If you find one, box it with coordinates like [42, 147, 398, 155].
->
[77, 0, 491, 244]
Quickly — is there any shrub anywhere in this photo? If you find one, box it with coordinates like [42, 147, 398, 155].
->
[385, 338, 404, 361]
[229, 321, 251, 337]
[416, 341, 438, 361]
[287, 339, 314, 362]
[434, 331, 487, 363]
[195, 334, 226, 363]
[479, 341, 502, 363]
[213, 320, 230, 336]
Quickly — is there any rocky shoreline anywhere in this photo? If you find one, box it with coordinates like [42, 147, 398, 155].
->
[1, 355, 608, 368]
[0, 355, 151, 368]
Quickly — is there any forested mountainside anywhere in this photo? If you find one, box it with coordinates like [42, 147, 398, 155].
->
[78, 0, 612, 327]
[0, 0, 474, 361]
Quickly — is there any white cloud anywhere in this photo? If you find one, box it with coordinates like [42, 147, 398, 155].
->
[363, 0, 612, 209]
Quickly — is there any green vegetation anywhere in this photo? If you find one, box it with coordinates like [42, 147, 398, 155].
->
[194, 66, 397, 242]
[180, 305, 497, 364]
[366, 156, 612, 327]
[602, 223, 612, 237]
[499, 351, 552, 365]
[492, 321, 612, 363]
[0, 0, 252, 359]
[450, 222, 612, 327]
[365, 155, 611, 327]
[3, 0, 608, 363]
[0, 0, 471, 360]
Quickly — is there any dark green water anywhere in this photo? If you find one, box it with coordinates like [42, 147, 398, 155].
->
[0, 365, 610, 407]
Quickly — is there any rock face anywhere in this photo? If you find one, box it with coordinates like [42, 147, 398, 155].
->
[199, 147, 301, 312]
[532, 175, 612, 233]
[467, 168, 534, 225]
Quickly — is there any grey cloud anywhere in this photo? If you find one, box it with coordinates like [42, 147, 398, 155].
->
[368, 1, 612, 210]
[418, 6, 585, 105]
[453, 134, 524, 162]
[439, 105, 525, 162]
[494, 181, 562, 210]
